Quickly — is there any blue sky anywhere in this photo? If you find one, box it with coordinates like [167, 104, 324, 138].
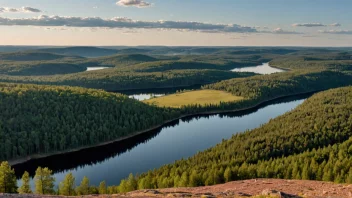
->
[0, 0, 351, 46]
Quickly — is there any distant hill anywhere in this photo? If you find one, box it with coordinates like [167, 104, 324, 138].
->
[37, 47, 119, 57]
[7, 63, 87, 76]
[117, 48, 152, 54]
[0, 52, 76, 61]
[91, 54, 159, 68]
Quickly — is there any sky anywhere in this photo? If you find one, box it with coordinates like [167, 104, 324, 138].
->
[0, 0, 352, 46]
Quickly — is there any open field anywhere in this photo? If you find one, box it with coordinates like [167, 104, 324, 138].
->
[144, 89, 244, 108]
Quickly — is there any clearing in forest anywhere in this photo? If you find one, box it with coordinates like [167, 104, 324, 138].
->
[144, 89, 244, 108]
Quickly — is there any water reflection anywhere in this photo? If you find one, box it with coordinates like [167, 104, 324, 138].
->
[13, 93, 312, 186]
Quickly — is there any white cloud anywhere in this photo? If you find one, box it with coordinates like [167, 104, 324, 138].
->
[319, 30, 352, 34]
[269, 28, 302, 34]
[329, 23, 341, 27]
[116, 0, 151, 8]
[292, 23, 325, 27]
[0, 15, 258, 33]
[0, 7, 41, 13]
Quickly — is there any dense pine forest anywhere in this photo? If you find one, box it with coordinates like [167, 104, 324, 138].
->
[0, 83, 180, 160]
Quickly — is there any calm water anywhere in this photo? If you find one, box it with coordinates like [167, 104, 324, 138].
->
[13, 93, 311, 187]
[86, 67, 110, 71]
[119, 85, 202, 101]
[232, 62, 284, 74]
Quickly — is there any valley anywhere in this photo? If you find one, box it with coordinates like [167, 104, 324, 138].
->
[0, 46, 352, 196]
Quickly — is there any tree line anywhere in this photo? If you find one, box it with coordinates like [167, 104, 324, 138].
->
[0, 161, 118, 195]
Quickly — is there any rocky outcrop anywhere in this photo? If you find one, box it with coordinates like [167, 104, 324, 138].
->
[2, 179, 352, 198]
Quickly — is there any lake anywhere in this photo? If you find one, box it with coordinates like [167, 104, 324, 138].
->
[13, 93, 311, 188]
[86, 67, 110, 71]
[231, 62, 284, 74]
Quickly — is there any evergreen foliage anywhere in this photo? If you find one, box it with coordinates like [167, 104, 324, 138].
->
[34, 167, 55, 195]
[59, 173, 76, 196]
[0, 83, 179, 161]
[0, 161, 17, 193]
[18, 171, 32, 194]
[76, 176, 90, 195]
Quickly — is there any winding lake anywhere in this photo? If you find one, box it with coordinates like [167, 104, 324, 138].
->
[13, 93, 311, 187]
[231, 62, 284, 74]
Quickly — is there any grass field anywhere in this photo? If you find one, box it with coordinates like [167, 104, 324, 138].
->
[144, 89, 244, 108]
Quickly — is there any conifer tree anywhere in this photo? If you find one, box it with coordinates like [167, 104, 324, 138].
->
[0, 161, 17, 193]
[126, 173, 137, 192]
[18, 171, 32, 194]
[34, 167, 55, 195]
[77, 176, 90, 195]
[224, 167, 233, 182]
[59, 173, 76, 196]
[99, 181, 107, 194]
[346, 168, 352, 184]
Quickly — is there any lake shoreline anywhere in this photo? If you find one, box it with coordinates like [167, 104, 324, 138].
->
[7, 89, 319, 166]
[107, 84, 203, 93]
[267, 62, 291, 71]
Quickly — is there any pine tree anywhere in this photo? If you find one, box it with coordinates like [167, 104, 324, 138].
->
[77, 176, 90, 195]
[0, 161, 17, 193]
[99, 181, 107, 194]
[346, 168, 352, 184]
[34, 167, 55, 195]
[189, 171, 201, 187]
[224, 167, 233, 182]
[126, 173, 137, 192]
[59, 173, 76, 196]
[178, 172, 189, 187]
[301, 162, 310, 180]
[118, 179, 128, 193]
[18, 171, 32, 194]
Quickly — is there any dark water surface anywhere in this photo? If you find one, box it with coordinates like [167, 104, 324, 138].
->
[13, 93, 311, 187]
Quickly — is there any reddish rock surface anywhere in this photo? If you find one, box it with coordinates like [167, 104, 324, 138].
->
[1, 179, 352, 197]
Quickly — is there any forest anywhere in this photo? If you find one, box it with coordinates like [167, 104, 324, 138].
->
[0, 69, 351, 162]
[0, 49, 274, 90]
[1, 86, 352, 195]
[0, 47, 352, 162]
[1, 47, 350, 92]
[0, 83, 180, 161]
